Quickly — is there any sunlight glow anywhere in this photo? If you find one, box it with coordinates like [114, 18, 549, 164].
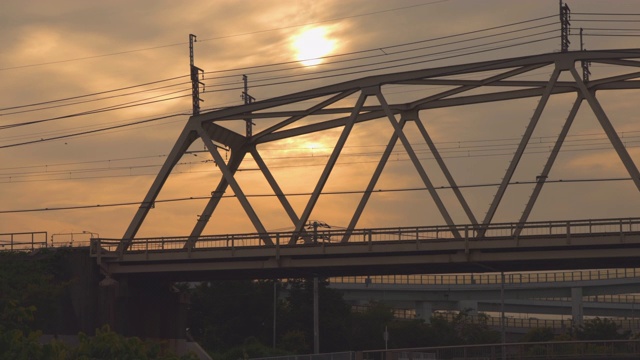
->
[291, 26, 336, 66]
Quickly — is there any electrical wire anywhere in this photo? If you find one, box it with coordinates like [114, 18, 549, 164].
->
[0, 74, 189, 112]
[3, 133, 639, 183]
[0, 80, 191, 117]
[0, 112, 189, 149]
[201, 15, 558, 78]
[0, 176, 632, 214]
[0, 14, 559, 146]
[201, 26, 558, 90]
[0, 1, 449, 72]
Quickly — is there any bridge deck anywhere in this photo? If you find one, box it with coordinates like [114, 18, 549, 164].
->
[92, 217, 640, 280]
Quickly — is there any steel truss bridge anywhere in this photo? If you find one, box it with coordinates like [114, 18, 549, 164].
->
[96, 49, 640, 279]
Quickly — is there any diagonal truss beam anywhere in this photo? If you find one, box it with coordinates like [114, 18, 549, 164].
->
[479, 65, 562, 236]
[198, 128, 272, 245]
[340, 117, 408, 243]
[570, 67, 640, 191]
[376, 89, 461, 239]
[119, 126, 199, 253]
[250, 147, 301, 226]
[514, 95, 583, 237]
[413, 113, 478, 226]
[288, 90, 370, 244]
[252, 90, 358, 143]
[185, 148, 248, 249]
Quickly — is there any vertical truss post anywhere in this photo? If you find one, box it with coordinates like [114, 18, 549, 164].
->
[413, 112, 478, 226]
[480, 66, 562, 236]
[289, 90, 369, 244]
[514, 95, 583, 237]
[570, 67, 640, 192]
[376, 90, 460, 239]
[198, 129, 273, 245]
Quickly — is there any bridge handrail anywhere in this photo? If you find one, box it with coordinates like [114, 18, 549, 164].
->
[90, 216, 640, 254]
[0, 231, 48, 251]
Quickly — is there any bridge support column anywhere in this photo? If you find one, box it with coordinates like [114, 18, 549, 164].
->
[458, 300, 478, 316]
[112, 278, 190, 349]
[571, 287, 584, 326]
[415, 302, 432, 323]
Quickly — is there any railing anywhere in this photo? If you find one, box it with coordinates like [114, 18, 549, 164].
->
[358, 340, 640, 360]
[0, 231, 48, 251]
[434, 312, 640, 331]
[91, 216, 640, 255]
[331, 268, 640, 286]
[253, 352, 354, 360]
[251, 341, 640, 360]
[351, 305, 640, 331]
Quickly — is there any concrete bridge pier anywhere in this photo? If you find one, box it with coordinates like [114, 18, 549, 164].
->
[458, 300, 479, 316]
[571, 287, 584, 326]
[108, 277, 190, 348]
[415, 301, 432, 323]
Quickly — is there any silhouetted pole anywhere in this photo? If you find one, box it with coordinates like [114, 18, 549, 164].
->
[501, 272, 506, 360]
[313, 276, 319, 354]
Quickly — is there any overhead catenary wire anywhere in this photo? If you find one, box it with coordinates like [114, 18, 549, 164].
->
[3, 132, 639, 182]
[0, 15, 560, 147]
[0, 1, 449, 72]
[0, 176, 632, 214]
[0, 74, 190, 113]
[0, 112, 189, 149]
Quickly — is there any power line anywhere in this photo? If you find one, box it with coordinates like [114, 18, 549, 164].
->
[0, 112, 188, 149]
[0, 176, 632, 214]
[0, 90, 190, 131]
[0, 15, 559, 146]
[0, 1, 449, 72]
[4, 133, 639, 183]
[201, 14, 557, 79]
[0, 80, 191, 117]
[0, 74, 189, 112]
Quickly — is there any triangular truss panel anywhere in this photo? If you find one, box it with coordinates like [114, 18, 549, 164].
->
[119, 49, 640, 252]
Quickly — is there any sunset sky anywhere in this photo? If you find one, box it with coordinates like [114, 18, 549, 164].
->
[2, 0, 640, 243]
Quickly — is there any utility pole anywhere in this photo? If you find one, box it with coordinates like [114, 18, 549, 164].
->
[242, 75, 255, 137]
[313, 276, 319, 354]
[190, 34, 205, 115]
[500, 271, 506, 360]
[559, 1, 571, 52]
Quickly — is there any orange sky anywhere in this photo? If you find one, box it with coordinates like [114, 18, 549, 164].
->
[2, 0, 640, 242]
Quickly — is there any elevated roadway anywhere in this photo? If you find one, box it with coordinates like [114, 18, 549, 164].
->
[329, 270, 640, 322]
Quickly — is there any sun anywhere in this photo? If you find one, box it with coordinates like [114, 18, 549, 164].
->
[291, 26, 336, 66]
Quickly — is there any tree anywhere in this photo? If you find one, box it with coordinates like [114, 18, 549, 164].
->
[522, 327, 556, 343]
[574, 318, 631, 341]
[0, 250, 67, 333]
[187, 280, 281, 353]
[279, 278, 351, 353]
[349, 302, 395, 350]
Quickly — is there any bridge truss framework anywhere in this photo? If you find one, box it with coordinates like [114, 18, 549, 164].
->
[119, 49, 640, 253]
